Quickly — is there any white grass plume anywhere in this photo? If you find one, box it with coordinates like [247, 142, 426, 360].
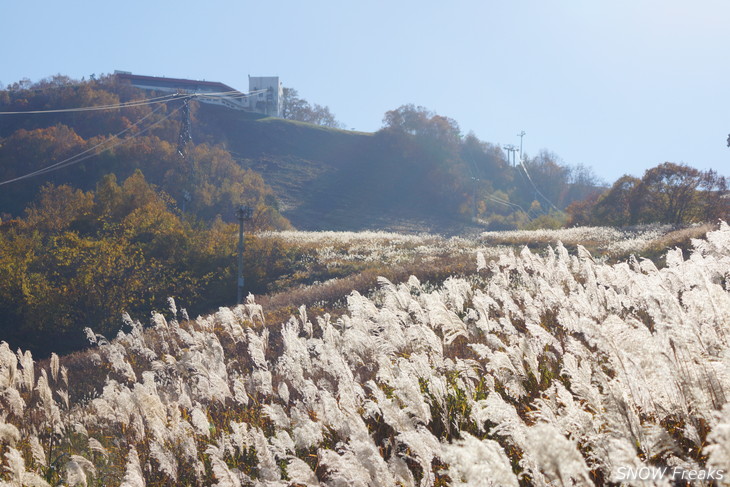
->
[442, 432, 518, 487]
[4, 447, 50, 487]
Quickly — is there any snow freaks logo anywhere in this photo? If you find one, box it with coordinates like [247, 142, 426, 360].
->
[616, 466, 725, 482]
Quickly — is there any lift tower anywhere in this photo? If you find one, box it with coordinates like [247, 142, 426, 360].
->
[503, 145, 519, 166]
[177, 95, 194, 212]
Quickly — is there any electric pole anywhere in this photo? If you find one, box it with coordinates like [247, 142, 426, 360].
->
[471, 176, 480, 218]
[236, 205, 253, 305]
[517, 131, 526, 162]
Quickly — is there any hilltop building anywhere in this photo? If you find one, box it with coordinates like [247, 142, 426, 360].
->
[247, 76, 283, 118]
[114, 71, 282, 117]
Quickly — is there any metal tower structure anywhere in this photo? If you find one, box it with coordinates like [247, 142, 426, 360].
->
[503, 145, 519, 166]
[177, 96, 194, 212]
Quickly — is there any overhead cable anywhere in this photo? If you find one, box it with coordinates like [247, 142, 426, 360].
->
[0, 103, 182, 186]
[0, 88, 271, 116]
[518, 158, 561, 212]
[0, 93, 180, 115]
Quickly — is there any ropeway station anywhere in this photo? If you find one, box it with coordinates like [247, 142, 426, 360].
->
[114, 71, 282, 117]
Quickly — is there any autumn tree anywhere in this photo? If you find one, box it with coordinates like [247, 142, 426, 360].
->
[575, 175, 641, 226]
[460, 132, 511, 189]
[0, 173, 224, 354]
[565, 164, 603, 205]
[23, 184, 94, 234]
[698, 169, 730, 220]
[0, 167, 302, 356]
[565, 191, 601, 227]
[0, 74, 155, 139]
[376, 104, 470, 215]
[517, 151, 571, 209]
[380, 104, 466, 167]
[632, 162, 720, 224]
[569, 162, 728, 226]
[280, 87, 344, 128]
[0, 124, 289, 230]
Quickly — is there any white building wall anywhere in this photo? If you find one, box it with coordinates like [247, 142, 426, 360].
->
[248, 76, 282, 117]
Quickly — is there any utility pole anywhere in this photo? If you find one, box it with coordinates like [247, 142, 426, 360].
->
[517, 131, 526, 162]
[236, 205, 253, 305]
[471, 177, 480, 218]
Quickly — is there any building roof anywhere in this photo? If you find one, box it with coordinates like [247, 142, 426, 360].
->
[115, 72, 239, 94]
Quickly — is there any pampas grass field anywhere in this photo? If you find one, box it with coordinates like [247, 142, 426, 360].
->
[1, 223, 729, 486]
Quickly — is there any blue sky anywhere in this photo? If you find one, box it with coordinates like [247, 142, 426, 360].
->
[2, 0, 729, 183]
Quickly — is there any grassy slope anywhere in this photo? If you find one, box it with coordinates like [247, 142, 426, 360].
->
[197, 105, 476, 234]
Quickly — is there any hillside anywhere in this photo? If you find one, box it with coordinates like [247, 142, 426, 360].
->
[0, 76, 604, 234]
[196, 105, 479, 233]
[2, 75, 726, 359]
[3, 76, 726, 235]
